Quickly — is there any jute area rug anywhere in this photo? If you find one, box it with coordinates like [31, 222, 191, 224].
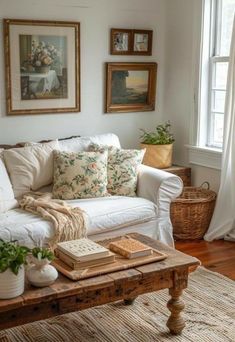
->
[1, 267, 235, 342]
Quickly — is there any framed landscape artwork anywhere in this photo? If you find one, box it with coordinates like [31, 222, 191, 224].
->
[110, 29, 153, 55]
[105, 62, 157, 113]
[4, 19, 80, 115]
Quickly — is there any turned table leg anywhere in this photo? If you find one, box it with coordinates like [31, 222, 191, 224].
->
[124, 297, 137, 305]
[166, 288, 185, 335]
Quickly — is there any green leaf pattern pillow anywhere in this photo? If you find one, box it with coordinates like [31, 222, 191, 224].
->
[53, 150, 108, 200]
[89, 144, 145, 197]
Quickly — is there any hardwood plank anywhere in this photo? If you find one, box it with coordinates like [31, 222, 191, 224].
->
[193, 248, 235, 264]
[22, 283, 57, 305]
[48, 274, 83, 299]
[176, 239, 234, 252]
[136, 258, 200, 277]
[78, 275, 114, 291]
[175, 240, 235, 280]
[58, 271, 175, 314]
[0, 296, 24, 313]
[108, 269, 142, 283]
[205, 257, 235, 279]
[0, 301, 59, 330]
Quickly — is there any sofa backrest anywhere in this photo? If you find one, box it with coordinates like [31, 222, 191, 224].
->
[58, 133, 121, 152]
[0, 133, 121, 201]
[0, 133, 121, 152]
[0, 135, 80, 150]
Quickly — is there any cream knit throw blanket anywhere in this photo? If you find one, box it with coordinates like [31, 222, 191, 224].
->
[19, 192, 87, 247]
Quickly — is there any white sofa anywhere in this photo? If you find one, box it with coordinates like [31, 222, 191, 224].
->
[0, 133, 183, 248]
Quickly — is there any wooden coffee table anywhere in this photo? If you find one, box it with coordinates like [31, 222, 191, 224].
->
[0, 233, 200, 334]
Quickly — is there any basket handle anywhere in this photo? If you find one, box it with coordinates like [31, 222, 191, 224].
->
[200, 181, 210, 190]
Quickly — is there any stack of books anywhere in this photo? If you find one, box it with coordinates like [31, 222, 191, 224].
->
[55, 238, 115, 270]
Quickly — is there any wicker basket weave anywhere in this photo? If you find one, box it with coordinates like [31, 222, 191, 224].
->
[170, 183, 217, 240]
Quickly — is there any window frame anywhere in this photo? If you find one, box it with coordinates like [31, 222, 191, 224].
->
[187, 0, 225, 170]
[207, 0, 230, 149]
[207, 56, 229, 148]
[200, 0, 229, 151]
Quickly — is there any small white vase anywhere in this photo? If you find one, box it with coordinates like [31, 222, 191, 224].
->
[27, 257, 58, 287]
[0, 266, 25, 299]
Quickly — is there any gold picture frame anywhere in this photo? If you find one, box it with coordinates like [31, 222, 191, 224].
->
[105, 62, 157, 113]
[4, 19, 80, 115]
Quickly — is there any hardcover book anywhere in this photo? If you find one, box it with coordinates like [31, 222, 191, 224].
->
[109, 237, 153, 259]
[56, 238, 110, 262]
[55, 249, 115, 270]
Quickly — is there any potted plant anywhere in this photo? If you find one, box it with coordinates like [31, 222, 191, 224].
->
[140, 122, 175, 168]
[27, 247, 58, 287]
[0, 240, 29, 299]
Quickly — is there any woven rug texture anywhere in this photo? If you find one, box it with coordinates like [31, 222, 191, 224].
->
[0, 267, 235, 342]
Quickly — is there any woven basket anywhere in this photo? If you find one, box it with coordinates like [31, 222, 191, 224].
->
[170, 183, 217, 240]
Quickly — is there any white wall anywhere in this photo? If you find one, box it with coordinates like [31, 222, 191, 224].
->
[0, 0, 166, 147]
[164, 0, 221, 191]
[0, 0, 221, 190]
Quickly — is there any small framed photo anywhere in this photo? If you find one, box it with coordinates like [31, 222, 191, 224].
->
[105, 62, 157, 113]
[133, 30, 152, 55]
[110, 29, 153, 56]
[110, 28, 132, 55]
[4, 19, 80, 115]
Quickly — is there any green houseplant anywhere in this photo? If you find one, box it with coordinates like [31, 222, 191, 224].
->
[31, 247, 54, 262]
[0, 240, 29, 299]
[140, 122, 174, 168]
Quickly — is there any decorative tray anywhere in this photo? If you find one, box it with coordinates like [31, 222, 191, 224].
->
[52, 236, 167, 281]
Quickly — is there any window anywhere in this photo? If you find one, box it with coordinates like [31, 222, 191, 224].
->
[200, 0, 235, 149]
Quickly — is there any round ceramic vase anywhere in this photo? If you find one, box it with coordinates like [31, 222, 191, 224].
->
[0, 266, 25, 299]
[27, 257, 58, 287]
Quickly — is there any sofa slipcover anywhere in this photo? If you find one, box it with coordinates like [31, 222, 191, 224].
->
[0, 133, 183, 247]
[0, 196, 158, 248]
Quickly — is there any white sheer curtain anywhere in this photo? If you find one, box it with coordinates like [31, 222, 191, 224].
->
[204, 17, 235, 241]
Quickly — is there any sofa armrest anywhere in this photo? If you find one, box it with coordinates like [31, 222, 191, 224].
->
[137, 164, 183, 214]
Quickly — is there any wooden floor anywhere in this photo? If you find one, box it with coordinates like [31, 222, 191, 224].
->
[175, 239, 235, 280]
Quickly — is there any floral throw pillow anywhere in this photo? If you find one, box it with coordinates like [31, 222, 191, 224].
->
[52, 150, 108, 200]
[89, 144, 145, 197]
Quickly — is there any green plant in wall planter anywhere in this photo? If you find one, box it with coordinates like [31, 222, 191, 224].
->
[0, 240, 29, 299]
[27, 247, 58, 288]
[140, 122, 175, 168]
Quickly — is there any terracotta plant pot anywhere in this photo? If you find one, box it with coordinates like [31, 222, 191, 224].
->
[0, 266, 25, 299]
[141, 143, 173, 169]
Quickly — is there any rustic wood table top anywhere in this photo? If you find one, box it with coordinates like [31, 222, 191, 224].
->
[0, 233, 200, 334]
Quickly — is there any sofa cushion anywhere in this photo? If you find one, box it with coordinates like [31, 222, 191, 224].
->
[90, 144, 145, 197]
[58, 133, 121, 152]
[0, 196, 157, 247]
[0, 151, 18, 213]
[52, 150, 109, 200]
[3, 140, 59, 198]
[70, 196, 158, 236]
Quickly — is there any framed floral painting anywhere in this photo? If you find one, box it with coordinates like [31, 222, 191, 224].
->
[105, 62, 157, 113]
[4, 19, 80, 115]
